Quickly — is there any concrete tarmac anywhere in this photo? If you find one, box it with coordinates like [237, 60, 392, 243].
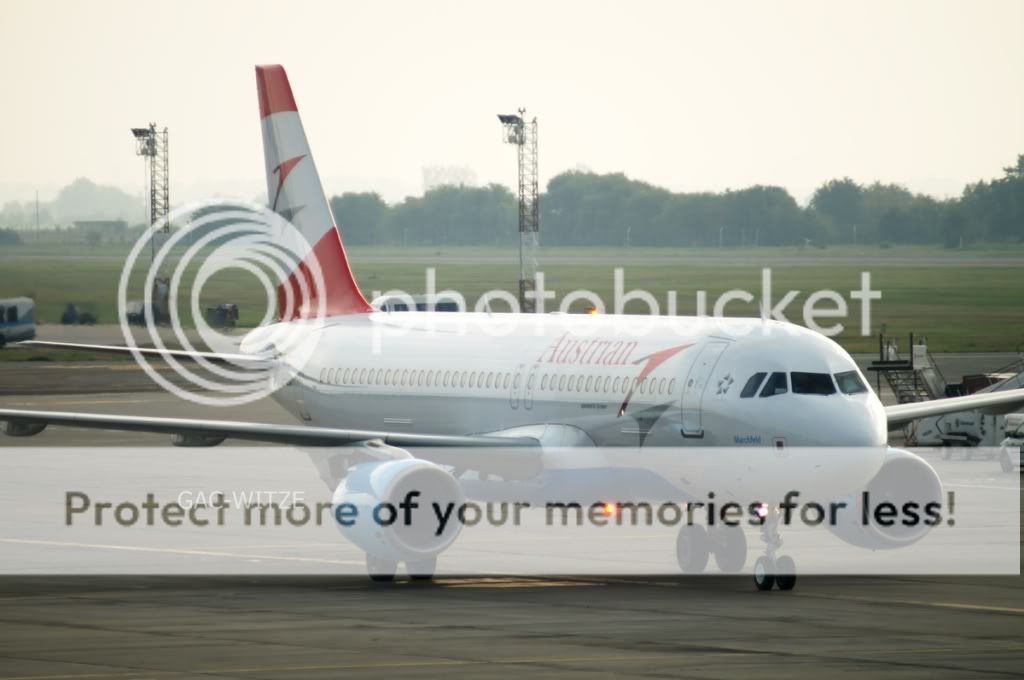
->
[0, 574, 1021, 679]
[0, 362, 1021, 679]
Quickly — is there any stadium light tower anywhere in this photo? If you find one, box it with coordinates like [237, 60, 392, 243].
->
[497, 109, 539, 313]
[131, 123, 170, 262]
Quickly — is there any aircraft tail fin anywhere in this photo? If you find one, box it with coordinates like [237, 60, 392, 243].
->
[255, 64, 371, 318]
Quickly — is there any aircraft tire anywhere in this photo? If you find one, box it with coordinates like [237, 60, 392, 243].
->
[407, 556, 437, 581]
[711, 525, 747, 573]
[753, 556, 775, 591]
[366, 554, 397, 582]
[775, 555, 796, 591]
[676, 524, 709, 574]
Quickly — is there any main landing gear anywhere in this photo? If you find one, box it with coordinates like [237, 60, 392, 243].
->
[365, 554, 437, 583]
[675, 523, 747, 574]
[753, 507, 796, 591]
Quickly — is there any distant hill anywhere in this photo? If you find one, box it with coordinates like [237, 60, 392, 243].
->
[50, 178, 143, 223]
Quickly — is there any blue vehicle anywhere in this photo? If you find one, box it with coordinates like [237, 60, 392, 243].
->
[0, 297, 36, 348]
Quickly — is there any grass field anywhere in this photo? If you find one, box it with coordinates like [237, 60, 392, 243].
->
[1, 245, 1021, 355]
[7, 241, 1024, 260]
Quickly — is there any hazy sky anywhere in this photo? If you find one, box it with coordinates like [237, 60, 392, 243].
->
[2, 0, 1022, 205]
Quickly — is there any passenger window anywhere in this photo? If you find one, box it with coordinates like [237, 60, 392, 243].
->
[613, 376, 621, 393]
[359, 368, 367, 384]
[835, 371, 868, 395]
[791, 372, 836, 395]
[669, 378, 676, 393]
[557, 375, 566, 390]
[740, 372, 767, 398]
[759, 372, 787, 397]
[659, 378, 666, 394]
[585, 376, 593, 392]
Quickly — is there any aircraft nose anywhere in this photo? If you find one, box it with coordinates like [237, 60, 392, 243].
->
[789, 396, 887, 447]
[827, 397, 888, 447]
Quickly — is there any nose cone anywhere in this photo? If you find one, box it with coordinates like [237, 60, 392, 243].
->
[785, 394, 887, 447]
[835, 395, 888, 447]
[823, 395, 888, 448]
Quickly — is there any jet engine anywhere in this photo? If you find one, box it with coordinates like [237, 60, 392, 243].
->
[332, 458, 464, 562]
[828, 447, 943, 549]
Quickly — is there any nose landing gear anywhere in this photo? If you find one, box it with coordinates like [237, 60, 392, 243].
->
[673, 507, 794, 589]
[754, 507, 796, 591]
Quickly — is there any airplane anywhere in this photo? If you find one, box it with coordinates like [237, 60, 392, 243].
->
[3, 65, 1024, 590]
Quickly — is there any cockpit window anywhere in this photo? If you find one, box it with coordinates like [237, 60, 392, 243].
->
[834, 370, 868, 395]
[759, 372, 788, 397]
[791, 372, 837, 395]
[740, 372, 767, 398]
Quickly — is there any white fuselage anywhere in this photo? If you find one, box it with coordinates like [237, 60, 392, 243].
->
[241, 312, 889, 501]
[251, 312, 886, 449]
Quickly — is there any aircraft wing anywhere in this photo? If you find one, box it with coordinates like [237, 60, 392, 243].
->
[0, 408, 542, 478]
[15, 341, 271, 366]
[885, 388, 1024, 429]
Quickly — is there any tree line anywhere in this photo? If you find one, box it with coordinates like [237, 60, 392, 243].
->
[329, 154, 1024, 248]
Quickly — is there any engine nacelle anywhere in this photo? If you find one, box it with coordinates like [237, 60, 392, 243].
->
[828, 448, 943, 550]
[2, 419, 47, 437]
[172, 432, 227, 447]
[333, 459, 464, 562]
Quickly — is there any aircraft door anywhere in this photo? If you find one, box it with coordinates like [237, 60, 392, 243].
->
[680, 340, 728, 438]
[524, 363, 538, 410]
[509, 363, 525, 409]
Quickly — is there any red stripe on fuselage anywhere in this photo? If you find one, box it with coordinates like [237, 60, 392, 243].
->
[277, 228, 373, 319]
[618, 343, 693, 416]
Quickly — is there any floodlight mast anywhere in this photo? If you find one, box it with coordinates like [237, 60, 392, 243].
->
[497, 109, 539, 313]
[131, 123, 170, 264]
